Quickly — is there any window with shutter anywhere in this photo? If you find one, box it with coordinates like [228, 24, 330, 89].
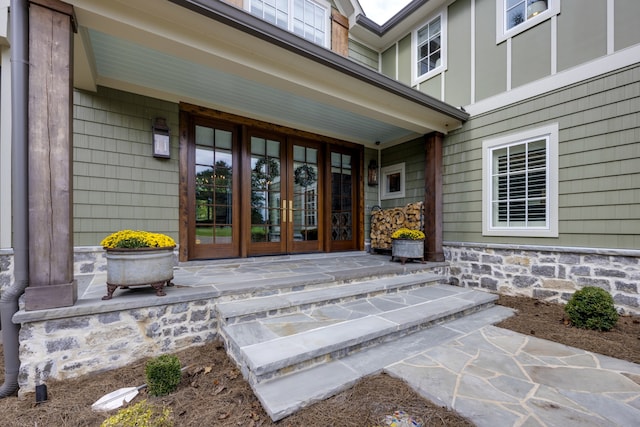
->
[482, 124, 558, 237]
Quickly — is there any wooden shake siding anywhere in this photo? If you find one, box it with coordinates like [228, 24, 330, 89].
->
[442, 64, 640, 250]
[380, 138, 426, 209]
[73, 87, 180, 246]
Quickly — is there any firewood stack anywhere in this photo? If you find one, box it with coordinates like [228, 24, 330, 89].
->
[370, 202, 424, 250]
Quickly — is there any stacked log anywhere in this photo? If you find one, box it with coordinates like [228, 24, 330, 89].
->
[370, 202, 424, 250]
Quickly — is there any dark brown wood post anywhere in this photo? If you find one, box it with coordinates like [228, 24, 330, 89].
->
[24, 0, 77, 310]
[424, 132, 444, 262]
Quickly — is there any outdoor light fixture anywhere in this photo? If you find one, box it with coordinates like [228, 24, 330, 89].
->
[152, 117, 171, 158]
[368, 159, 379, 186]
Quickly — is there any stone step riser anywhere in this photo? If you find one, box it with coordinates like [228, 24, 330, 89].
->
[214, 263, 449, 304]
[220, 278, 443, 325]
[238, 299, 496, 386]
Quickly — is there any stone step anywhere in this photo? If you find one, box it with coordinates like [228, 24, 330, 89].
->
[222, 283, 498, 387]
[253, 305, 515, 421]
[208, 260, 446, 301]
[216, 271, 444, 324]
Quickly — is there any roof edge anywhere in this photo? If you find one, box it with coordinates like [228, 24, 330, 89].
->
[356, 0, 432, 36]
[167, 0, 468, 122]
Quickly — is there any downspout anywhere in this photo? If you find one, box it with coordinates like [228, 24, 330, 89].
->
[0, 0, 29, 397]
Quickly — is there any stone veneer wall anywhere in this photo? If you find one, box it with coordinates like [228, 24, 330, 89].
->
[16, 300, 217, 395]
[445, 243, 640, 315]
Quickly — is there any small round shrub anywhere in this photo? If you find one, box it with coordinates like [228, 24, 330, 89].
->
[100, 400, 173, 427]
[145, 354, 182, 397]
[565, 286, 619, 331]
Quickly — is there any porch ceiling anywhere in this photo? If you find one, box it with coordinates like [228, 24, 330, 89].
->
[71, 0, 466, 147]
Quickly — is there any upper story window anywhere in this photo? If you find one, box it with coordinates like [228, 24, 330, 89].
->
[249, 0, 329, 47]
[412, 10, 447, 85]
[506, 0, 546, 30]
[497, 0, 560, 43]
[482, 124, 559, 237]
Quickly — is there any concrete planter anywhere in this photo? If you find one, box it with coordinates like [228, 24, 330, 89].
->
[103, 246, 175, 299]
[391, 239, 425, 265]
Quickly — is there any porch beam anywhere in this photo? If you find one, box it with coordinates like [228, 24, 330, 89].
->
[24, 0, 77, 310]
[424, 132, 444, 262]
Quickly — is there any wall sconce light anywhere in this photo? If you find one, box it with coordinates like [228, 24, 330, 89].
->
[152, 117, 171, 158]
[368, 159, 379, 186]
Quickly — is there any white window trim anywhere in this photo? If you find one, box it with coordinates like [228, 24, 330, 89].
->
[496, 0, 561, 44]
[482, 123, 559, 237]
[245, 0, 331, 48]
[380, 163, 405, 200]
[412, 9, 447, 86]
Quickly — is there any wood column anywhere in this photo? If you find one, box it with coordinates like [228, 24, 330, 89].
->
[424, 132, 444, 262]
[24, 0, 77, 310]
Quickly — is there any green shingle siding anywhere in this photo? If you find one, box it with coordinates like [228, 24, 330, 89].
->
[443, 64, 640, 249]
[379, 138, 426, 209]
[348, 39, 379, 70]
[73, 87, 179, 246]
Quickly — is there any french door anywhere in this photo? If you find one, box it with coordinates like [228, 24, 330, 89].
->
[181, 106, 362, 261]
[187, 118, 241, 259]
[246, 131, 322, 256]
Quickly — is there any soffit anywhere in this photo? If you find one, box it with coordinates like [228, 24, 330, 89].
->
[70, 0, 464, 147]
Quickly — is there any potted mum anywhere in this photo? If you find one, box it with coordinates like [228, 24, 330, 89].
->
[100, 230, 176, 300]
[391, 228, 425, 265]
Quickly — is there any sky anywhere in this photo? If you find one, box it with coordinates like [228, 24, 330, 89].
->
[358, 0, 412, 25]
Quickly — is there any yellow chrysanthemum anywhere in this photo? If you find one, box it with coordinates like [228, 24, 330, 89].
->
[391, 228, 425, 240]
[100, 230, 176, 249]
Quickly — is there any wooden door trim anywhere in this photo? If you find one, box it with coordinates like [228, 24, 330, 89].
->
[180, 102, 361, 150]
[178, 110, 190, 262]
[183, 116, 241, 260]
[179, 103, 365, 260]
[245, 129, 288, 257]
[288, 137, 324, 254]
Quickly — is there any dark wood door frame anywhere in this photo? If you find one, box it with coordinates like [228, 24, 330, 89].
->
[179, 103, 364, 261]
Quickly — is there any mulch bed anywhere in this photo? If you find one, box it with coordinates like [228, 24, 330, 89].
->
[495, 294, 640, 364]
[0, 294, 638, 426]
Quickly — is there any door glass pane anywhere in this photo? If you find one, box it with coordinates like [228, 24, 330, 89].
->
[194, 125, 233, 245]
[251, 137, 282, 242]
[331, 152, 352, 241]
[292, 146, 318, 241]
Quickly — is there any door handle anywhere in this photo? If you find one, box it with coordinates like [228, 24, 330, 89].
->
[282, 199, 287, 224]
[289, 200, 293, 224]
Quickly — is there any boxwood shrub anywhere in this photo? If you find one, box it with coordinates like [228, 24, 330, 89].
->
[565, 286, 619, 331]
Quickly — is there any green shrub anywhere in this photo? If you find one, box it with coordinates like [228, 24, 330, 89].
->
[101, 400, 173, 427]
[565, 286, 619, 331]
[145, 354, 182, 397]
